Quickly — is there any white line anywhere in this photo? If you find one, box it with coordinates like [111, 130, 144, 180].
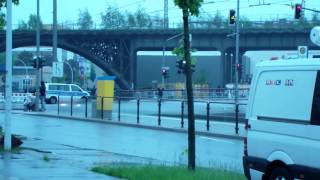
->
[199, 136, 235, 144]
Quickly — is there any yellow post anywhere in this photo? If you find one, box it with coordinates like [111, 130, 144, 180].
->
[96, 76, 115, 119]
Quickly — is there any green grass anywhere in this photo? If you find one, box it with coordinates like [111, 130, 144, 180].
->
[43, 154, 50, 162]
[91, 165, 246, 180]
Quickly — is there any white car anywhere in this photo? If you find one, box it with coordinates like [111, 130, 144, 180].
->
[45, 83, 89, 104]
[243, 59, 320, 180]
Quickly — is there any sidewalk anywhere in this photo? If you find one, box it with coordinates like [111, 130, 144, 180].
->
[0, 136, 162, 180]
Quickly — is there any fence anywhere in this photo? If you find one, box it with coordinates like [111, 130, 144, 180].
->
[49, 94, 247, 134]
[115, 88, 250, 100]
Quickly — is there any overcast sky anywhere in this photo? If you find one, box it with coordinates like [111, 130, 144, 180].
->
[9, 0, 320, 26]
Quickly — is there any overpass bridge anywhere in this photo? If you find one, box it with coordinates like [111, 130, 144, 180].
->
[0, 28, 317, 89]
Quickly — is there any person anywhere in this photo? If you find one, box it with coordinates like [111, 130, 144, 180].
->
[39, 81, 46, 111]
[23, 94, 35, 111]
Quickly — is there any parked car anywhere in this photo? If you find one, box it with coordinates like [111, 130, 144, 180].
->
[243, 59, 320, 180]
[45, 83, 89, 104]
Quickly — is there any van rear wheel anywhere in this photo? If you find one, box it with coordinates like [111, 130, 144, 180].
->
[49, 97, 57, 104]
[268, 167, 293, 180]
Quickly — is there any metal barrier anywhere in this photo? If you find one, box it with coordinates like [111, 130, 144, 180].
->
[52, 95, 247, 134]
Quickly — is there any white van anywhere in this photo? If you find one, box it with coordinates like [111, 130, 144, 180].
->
[243, 59, 320, 180]
[45, 83, 89, 104]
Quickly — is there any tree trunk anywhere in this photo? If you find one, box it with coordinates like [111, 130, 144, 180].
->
[182, 7, 195, 171]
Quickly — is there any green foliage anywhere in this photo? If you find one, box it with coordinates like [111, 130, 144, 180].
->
[92, 165, 245, 180]
[212, 11, 223, 28]
[240, 16, 253, 28]
[17, 20, 28, 30]
[101, 6, 126, 29]
[0, 0, 19, 8]
[312, 13, 320, 26]
[174, 0, 203, 16]
[135, 8, 152, 27]
[43, 154, 50, 162]
[127, 13, 136, 27]
[27, 14, 43, 30]
[172, 39, 197, 63]
[77, 8, 93, 30]
[0, 0, 19, 30]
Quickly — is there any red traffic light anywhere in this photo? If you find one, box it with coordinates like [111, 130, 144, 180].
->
[295, 4, 302, 19]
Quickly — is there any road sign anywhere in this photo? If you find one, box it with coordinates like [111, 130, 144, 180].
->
[52, 62, 63, 77]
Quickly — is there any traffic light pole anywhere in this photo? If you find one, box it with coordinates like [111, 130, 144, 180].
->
[35, 0, 40, 111]
[235, 0, 240, 104]
[4, 0, 13, 150]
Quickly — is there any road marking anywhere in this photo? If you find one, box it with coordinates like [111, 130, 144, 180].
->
[199, 136, 235, 144]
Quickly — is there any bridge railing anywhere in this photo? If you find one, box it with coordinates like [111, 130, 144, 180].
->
[114, 88, 250, 100]
[47, 94, 248, 135]
[12, 19, 315, 31]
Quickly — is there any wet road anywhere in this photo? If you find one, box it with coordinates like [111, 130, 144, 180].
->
[0, 113, 244, 172]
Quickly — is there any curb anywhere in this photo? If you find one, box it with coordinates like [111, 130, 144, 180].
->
[14, 111, 245, 141]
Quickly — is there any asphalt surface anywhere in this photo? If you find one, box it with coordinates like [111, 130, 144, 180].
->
[39, 100, 246, 137]
[0, 113, 244, 173]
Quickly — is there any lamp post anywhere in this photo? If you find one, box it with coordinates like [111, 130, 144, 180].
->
[4, 0, 13, 150]
[35, 0, 41, 111]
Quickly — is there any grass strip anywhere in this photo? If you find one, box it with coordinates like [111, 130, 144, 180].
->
[92, 164, 245, 180]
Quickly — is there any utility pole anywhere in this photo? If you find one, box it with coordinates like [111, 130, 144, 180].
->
[164, 0, 168, 28]
[53, 0, 57, 63]
[4, 0, 13, 150]
[35, 0, 40, 111]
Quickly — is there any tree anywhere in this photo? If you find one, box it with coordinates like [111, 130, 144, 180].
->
[17, 20, 28, 30]
[100, 6, 126, 29]
[27, 14, 43, 30]
[0, 0, 19, 29]
[135, 8, 152, 27]
[127, 12, 136, 27]
[174, 0, 203, 171]
[240, 16, 253, 28]
[312, 12, 320, 26]
[77, 8, 93, 30]
[212, 11, 223, 28]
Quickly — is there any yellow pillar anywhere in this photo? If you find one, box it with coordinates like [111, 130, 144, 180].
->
[96, 76, 115, 119]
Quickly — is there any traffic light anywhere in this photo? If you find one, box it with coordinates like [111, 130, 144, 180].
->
[161, 67, 169, 79]
[236, 63, 242, 72]
[229, 9, 236, 25]
[32, 58, 37, 68]
[176, 59, 187, 74]
[39, 58, 45, 69]
[294, 4, 302, 19]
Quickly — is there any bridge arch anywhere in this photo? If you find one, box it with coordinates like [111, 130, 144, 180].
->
[0, 36, 130, 89]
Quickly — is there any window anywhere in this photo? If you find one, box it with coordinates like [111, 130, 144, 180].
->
[49, 85, 58, 91]
[311, 71, 320, 125]
[59, 85, 70, 91]
[71, 85, 82, 92]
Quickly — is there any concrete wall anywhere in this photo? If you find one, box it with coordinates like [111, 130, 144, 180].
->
[136, 55, 223, 89]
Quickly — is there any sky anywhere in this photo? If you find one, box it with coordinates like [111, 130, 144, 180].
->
[8, 0, 320, 27]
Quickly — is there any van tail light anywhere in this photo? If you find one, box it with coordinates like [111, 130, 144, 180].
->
[244, 137, 248, 156]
